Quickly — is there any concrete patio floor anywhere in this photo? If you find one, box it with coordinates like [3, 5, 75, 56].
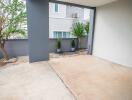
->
[0, 54, 132, 100]
[49, 55, 132, 100]
[0, 61, 75, 100]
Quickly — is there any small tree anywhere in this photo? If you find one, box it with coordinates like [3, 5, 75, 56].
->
[71, 22, 85, 49]
[0, 0, 27, 60]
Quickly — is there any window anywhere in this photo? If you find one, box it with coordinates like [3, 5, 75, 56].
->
[58, 32, 62, 38]
[53, 31, 62, 38]
[53, 32, 57, 38]
[65, 32, 70, 38]
[63, 32, 67, 38]
[53, 31, 71, 38]
[55, 4, 58, 12]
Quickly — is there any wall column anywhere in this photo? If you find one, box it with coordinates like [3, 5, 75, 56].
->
[87, 9, 96, 55]
[26, 0, 49, 62]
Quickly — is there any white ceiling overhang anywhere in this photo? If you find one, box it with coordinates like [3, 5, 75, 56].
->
[56, 0, 118, 7]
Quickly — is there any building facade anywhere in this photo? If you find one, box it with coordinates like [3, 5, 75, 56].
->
[49, 3, 90, 38]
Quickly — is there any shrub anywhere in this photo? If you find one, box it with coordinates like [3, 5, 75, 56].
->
[71, 39, 75, 48]
[57, 39, 61, 49]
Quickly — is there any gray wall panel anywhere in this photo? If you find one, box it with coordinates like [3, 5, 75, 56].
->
[0, 40, 28, 58]
[0, 38, 88, 58]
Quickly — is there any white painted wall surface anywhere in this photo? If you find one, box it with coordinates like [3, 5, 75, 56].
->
[84, 8, 90, 21]
[93, 0, 132, 67]
[66, 6, 84, 20]
[49, 3, 66, 18]
[49, 17, 74, 38]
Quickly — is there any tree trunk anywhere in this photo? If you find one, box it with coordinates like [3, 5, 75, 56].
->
[0, 47, 9, 60]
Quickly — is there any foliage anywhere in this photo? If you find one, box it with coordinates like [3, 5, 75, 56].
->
[0, 0, 27, 40]
[57, 38, 61, 49]
[71, 22, 85, 38]
[71, 22, 85, 49]
[0, 0, 27, 60]
[84, 21, 90, 34]
[71, 39, 75, 48]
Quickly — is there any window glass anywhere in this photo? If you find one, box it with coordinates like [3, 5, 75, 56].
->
[55, 4, 58, 12]
[53, 31, 57, 38]
[53, 31, 71, 38]
[58, 32, 62, 38]
[63, 32, 67, 38]
[66, 32, 70, 38]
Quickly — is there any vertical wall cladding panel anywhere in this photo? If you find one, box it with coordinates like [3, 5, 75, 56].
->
[88, 9, 96, 54]
[26, 0, 49, 62]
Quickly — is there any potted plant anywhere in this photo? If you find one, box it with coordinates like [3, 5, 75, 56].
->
[71, 39, 76, 52]
[71, 22, 85, 50]
[56, 39, 61, 53]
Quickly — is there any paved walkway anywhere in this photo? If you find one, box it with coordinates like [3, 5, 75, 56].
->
[0, 61, 75, 100]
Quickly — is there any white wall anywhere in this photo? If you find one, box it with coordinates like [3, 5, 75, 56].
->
[84, 8, 90, 21]
[93, 0, 132, 67]
[49, 3, 66, 18]
[49, 17, 74, 38]
[66, 6, 84, 20]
